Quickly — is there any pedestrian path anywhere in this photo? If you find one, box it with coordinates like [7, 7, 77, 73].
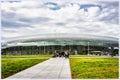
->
[7, 57, 71, 79]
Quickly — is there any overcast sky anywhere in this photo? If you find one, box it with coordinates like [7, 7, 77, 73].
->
[1, 0, 119, 42]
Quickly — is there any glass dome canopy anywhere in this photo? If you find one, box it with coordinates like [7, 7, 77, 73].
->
[2, 33, 118, 49]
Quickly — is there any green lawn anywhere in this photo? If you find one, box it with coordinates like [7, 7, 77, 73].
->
[2, 54, 119, 79]
[70, 54, 118, 58]
[2, 54, 52, 78]
[69, 56, 119, 79]
[2, 54, 52, 59]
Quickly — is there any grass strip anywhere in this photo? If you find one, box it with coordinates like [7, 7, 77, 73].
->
[69, 57, 118, 79]
[2, 54, 52, 58]
[2, 56, 50, 78]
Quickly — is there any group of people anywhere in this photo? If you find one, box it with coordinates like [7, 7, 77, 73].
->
[53, 50, 71, 58]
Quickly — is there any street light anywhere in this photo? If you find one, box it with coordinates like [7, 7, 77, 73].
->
[61, 42, 66, 51]
[88, 42, 89, 55]
[44, 41, 45, 54]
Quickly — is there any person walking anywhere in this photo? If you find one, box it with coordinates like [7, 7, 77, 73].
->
[65, 50, 69, 58]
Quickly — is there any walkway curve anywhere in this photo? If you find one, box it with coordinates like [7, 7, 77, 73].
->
[6, 58, 72, 79]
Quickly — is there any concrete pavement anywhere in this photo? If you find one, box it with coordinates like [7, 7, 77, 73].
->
[6, 57, 71, 79]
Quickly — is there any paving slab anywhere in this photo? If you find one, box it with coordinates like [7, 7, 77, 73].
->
[6, 57, 71, 79]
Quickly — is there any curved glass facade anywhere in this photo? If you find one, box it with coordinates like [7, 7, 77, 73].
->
[1, 34, 119, 55]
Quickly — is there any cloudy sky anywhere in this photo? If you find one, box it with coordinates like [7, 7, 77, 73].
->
[1, 0, 119, 42]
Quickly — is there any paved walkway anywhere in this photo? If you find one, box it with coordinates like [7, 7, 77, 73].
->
[7, 58, 71, 79]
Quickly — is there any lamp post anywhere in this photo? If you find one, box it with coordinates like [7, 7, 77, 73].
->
[44, 41, 45, 54]
[61, 42, 65, 51]
[88, 42, 89, 55]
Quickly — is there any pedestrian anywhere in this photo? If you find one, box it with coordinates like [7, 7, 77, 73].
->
[65, 50, 69, 58]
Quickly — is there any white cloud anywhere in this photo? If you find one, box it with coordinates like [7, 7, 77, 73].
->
[85, 6, 101, 22]
[1, 1, 119, 42]
[87, 6, 100, 17]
